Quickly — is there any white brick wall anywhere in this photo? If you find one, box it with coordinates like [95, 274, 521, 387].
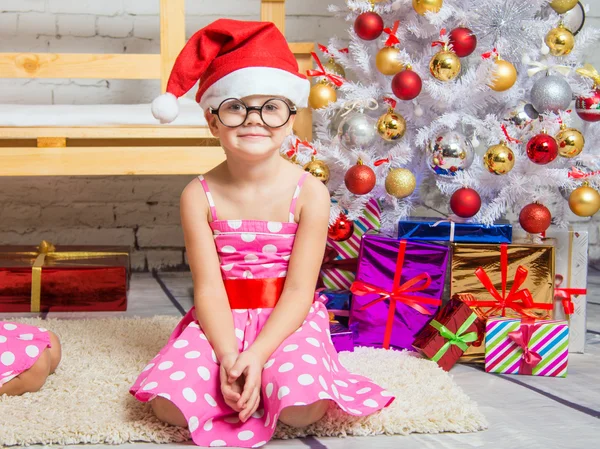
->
[0, 1, 598, 270]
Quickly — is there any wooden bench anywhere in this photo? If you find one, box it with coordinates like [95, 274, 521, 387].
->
[0, 0, 314, 176]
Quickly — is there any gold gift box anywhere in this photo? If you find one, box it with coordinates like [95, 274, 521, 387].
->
[451, 243, 555, 363]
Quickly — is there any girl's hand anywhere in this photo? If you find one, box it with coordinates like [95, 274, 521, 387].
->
[219, 352, 243, 412]
[228, 349, 264, 422]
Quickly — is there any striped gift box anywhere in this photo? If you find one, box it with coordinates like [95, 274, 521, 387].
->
[485, 317, 569, 377]
[320, 199, 381, 290]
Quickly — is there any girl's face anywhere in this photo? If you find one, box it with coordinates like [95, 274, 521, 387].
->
[205, 95, 296, 160]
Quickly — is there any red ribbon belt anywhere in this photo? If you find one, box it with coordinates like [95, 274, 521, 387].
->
[554, 274, 586, 316]
[463, 243, 552, 319]
[350, 239, 441, 349]
[306, 52, 345, 87]
[225, 277, 285, 309]
[508, 317, 542, 375]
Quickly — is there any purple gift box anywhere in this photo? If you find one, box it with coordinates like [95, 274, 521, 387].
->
[349, 234, 449, 350]
[330, 322, 357, 352]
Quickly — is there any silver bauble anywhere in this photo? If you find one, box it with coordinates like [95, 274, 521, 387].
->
[426, 130, 475, 177]
[506, 101, 539, 128]
[530, 75, 573, 113]
[337, 112, 378, 150]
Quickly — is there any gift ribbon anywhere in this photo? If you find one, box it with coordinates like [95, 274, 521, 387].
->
[554, 274, 586, 316]
[527, 60, 572, 77]
[429, 312, 479, 362]
[430, 214, 470, 242]
[576, 63, 600, 87]
[383, 20, 400, 46]
[11, 240, 129, 313]
[350, 239, 441, 349]
[507, 317, 542, 375]
[462, 243, 552, 319]
[307, 52, 345, 87]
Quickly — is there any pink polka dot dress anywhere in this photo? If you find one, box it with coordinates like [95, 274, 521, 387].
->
[0, 321, 51, 387]
[130, 173, 395, 448]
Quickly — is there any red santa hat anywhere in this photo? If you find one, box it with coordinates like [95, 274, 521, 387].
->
[152, 19, 310, 124]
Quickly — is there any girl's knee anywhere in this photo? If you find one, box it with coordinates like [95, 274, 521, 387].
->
[47, 331, 62, 374]
[151, 396, 188, 427]
[279, 399, 330, 428]
[20, 350, 52, 393]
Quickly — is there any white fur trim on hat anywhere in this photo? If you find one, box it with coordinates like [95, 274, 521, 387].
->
[151, 92, 179, 124]
[198, 67, 310, 110]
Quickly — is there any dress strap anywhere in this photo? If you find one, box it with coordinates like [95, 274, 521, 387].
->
[288, 172, 310, 222]
[197, 175, 218, 222]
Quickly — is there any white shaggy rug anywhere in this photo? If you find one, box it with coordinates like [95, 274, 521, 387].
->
[0, 317, 487, 446]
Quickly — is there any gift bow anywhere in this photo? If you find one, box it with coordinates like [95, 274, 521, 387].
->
[508, 318, 542, 375]
[306, 52, 345, 87]
[554, 274, 586, 316]
[429, 313, 479, 363]
[462, 244, 551, 319]
[576, 63, 600, 87]
[383, 21, 400, 46]
[12, 240, 128, 313]
[350, 240, 441, 349]
[527, 60, 572, 77]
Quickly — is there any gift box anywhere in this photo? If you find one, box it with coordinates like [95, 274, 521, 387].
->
[330, 322, 357, 352]
[320, 199, 381, 290]
[544, 227, 588, 353]
[398, 218, 512, 244]
[485, 317, 568, 377]
[413, 297, 485, 371]
[0, 240, 130, 312]
[349, 234, 449, 350]
[451, 242, 555, 320]
[320, 289, 351, 326]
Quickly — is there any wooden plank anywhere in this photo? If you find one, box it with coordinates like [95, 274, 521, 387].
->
[37, 137, 66, 148]
[0, 126, 215, 139]
[293, 52, 314, 140]
[289, 42, 315, 55]
[160, 0, 186, 93]
[0, 53, 160, 79]
[261, 0, 286, 35]
[0, 146, 226, 176]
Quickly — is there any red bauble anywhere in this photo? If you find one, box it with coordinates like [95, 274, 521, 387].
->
[391, 69, 422, 101]
[526, 133, 559, 164]
[448, 27, 477, 58]
[519, 203, 552, 234]
[354, 12, 384, 41]
[328, 214, 355, 241]
[345, 163, 376, 195]
[576, 88, 600, 122]
[450, 187, 481, 218]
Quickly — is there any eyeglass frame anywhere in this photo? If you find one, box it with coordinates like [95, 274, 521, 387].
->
[208, 97, 297, 129]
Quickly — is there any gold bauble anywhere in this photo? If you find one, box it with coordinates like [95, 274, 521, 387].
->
[376, 109, 406, 141]
[412, 0, 443, 15]
[550, 0, 579, 14]
[376, 47, 404, 76]
[324, 58, 346, 79]
[483, 141, 515, 175]
[569, 185, 600, 217]
[556, 124, 585, 158]
[303, 156, 330, 183]
[545, 24, 575, 57]
[308, 81, 337, 109]
[489, 58, 517, 92]
[429, 50, 461, 82]
[385, 168, 416, 198]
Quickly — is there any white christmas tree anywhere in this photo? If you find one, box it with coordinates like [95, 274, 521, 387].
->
[286, 0, 600, 237]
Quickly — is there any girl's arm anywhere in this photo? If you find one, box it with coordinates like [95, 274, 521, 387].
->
[247, 177, 331, 364]
[180, 180, 239, 362]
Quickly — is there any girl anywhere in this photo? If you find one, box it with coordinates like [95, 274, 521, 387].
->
[0, 322, 61, 396]
[130, 19, 394, 448]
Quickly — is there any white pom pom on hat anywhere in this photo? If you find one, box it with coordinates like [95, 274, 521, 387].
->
[151, 92, 179, 124]
[153, 19, 310, 124]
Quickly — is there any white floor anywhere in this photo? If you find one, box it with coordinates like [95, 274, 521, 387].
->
[2, 270, 600, 449]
